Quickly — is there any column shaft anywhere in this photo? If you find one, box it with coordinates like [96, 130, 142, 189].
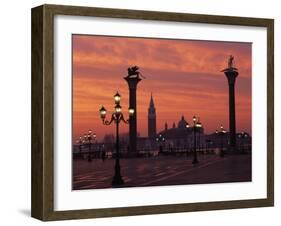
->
[223, 68, 238, 151]
[129, 87, 137, 153]
[124, 76, 141, 154]
[228, 83, 236, 149]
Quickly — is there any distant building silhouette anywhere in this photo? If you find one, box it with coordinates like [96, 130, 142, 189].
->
[148, 93, 157, 139]
[165, 121, 168, 131]
[158, 116, 204, 150]
[178, 115, 188, 129]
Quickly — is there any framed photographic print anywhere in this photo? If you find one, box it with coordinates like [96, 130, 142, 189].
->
[31, 4, 274, 221]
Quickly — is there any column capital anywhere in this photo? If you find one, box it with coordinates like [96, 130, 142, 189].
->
[124, 76, 142, 89]
[222, 68, 239, 85]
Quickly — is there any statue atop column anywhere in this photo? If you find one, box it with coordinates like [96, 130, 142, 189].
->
[225, 55, 238, 71]
[126, 65, 146, 79]
[228, 55, 234, 68]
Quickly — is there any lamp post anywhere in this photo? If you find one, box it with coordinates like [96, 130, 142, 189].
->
[238, 131, 248, 153]
[92, 132, 97, 158]
[192, 116, 201, 164]
[197, 119, 202, 154]
[216, 125, 227, 157]
[185, 123, 190, 156]
[76, 136, 83, 153]
[83, 134, 88, 159]
[205, 139, 211, 154]
[243, 132, 248, 153]
[86, 130, 94, 162]
[156, 134, 165, 154]
[99, 91, 134, 186]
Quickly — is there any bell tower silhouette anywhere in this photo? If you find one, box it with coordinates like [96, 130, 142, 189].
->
[148, 93, 156, 139]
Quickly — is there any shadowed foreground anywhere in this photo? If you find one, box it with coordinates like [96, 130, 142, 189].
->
[73, 154, 251, 190]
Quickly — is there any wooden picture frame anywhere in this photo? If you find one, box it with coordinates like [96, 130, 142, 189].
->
[31, 4, 274, 221]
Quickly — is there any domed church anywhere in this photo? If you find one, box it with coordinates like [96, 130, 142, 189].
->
[159, 116, 192, 140]
[157, 115, 204, 149]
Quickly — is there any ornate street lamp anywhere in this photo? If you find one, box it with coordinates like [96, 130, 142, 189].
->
[243, 132, 248, 152]
[192, 116, 200, 164]
[205, 139, 212, 154]
[156, 133, 165, 154]
[87, 129, 93, 162]
[196, 119, 202, 153]
[238, 131, 248, 153]
[92, 133, 97, 157]
[114, 91, 121, 104]
[83, 133, 87, 158]
[99, 92, 134, 186]
[220, 125, 226, 157]
[76, 136, 83, 153]
[216, 125, 227, 157]
[184, 123, 190, 156]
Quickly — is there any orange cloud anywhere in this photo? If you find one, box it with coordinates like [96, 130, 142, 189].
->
[72, 35, 252, 142]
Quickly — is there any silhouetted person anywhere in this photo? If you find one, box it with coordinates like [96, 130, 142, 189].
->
[159, 145, 163, 154]
[102, 150, 106, 162]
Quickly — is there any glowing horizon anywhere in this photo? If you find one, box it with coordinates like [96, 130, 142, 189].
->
[72, 35, 252, 143]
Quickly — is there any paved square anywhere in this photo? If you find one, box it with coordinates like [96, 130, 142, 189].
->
[73, 154, 251, 190]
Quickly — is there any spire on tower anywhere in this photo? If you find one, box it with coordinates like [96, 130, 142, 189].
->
[148, 92, 156, 139]
[149, 93, 155, 108]
[165, 121, 168, 131]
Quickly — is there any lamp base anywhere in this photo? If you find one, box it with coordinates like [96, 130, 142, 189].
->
[112, 175, 124, 186]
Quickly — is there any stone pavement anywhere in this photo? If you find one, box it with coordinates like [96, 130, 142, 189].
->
[73, 154, 251, 190]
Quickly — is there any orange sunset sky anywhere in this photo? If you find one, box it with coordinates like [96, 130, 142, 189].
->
[72, 35, 252, 143]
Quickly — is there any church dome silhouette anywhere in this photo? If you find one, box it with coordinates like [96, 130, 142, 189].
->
[178, 115, 188, 129]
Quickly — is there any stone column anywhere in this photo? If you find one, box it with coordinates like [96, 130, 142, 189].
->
[124, 76, 142, 153]
[222, 67, 239, 151]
